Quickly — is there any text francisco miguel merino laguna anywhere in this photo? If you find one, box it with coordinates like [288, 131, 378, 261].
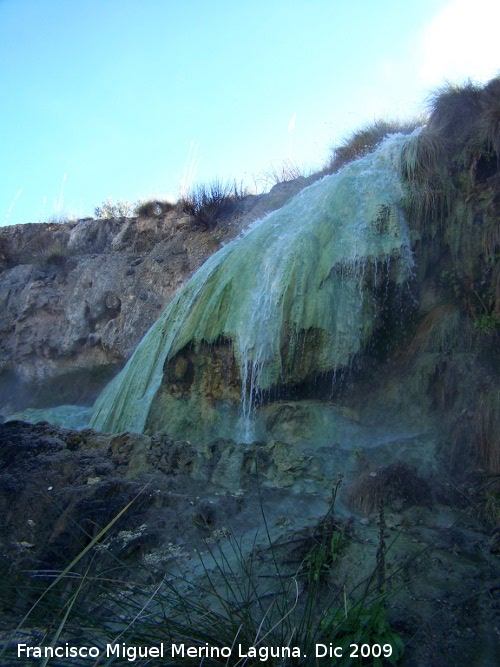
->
[17, 642, 366, 661]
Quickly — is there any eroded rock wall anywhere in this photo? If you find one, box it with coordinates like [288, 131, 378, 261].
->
[0, 182, 313, 416]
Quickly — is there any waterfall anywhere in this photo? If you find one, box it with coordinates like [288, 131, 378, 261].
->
[88, 133, 414, 437]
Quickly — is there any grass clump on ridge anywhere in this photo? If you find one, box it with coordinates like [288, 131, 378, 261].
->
[181, 179, 247, 231]
[326, 118, 422, 174]
[135, 199, 176, 218]
[425, 76, 500, 161]
[398, 76, 500, 329]
[258, 159, 305, 188]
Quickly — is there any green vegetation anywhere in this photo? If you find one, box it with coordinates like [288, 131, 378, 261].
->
[93, 197, 177, 220]
[0, 477, 405, 666]
[180, 179, 248, 230]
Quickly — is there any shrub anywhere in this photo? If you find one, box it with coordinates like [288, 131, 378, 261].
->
[25, 234, 70, 266]
[181, 179, 247, 231]
[135, 199, 176, 218]
[259, 159, 305, 188]
[449, 387, 500, 473]
[345, 462, 431, 514]
[425, 76, 500, 165]
[94, 198, 135, 219]
[426, 80, 484, 143]
[479, 76, 500, 160]
[41, 211, 71, 224]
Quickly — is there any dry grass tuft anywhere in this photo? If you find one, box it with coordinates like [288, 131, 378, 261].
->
[345, 462, 431, 515]
[259, 159, 305, 188]
[426, 80, 484, 142]
[479, 77, 500, 160]
[398, 130, 447, 182]
[450, 388, 500, 474]
[135, 199, 176, 218]
[25, 234, 70, 266]
[407, 305, 465, 357]
[327, 118, 422, 173]
[181, 179, 247, 231]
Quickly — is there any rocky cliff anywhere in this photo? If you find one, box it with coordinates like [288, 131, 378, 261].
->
[0, 179, 312, 416]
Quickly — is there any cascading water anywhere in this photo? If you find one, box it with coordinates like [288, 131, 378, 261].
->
[87, 133, 415, 439]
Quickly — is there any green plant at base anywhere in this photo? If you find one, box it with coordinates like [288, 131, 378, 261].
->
[320, 597, 405, 667]
[484, 486, 500, 527]
[0, 472, 407, 667]
[300, 475, 346, 586]
[473, 312, 500, 335]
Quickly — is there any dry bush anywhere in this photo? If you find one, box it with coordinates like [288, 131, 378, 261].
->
[479, 77, 500, 159]
[345, 461, 431, 514]
[426, 80, 484, 142]
[259, 159, 305, 188]
[24, 233, 70, 266]
[135, 200, 176, 218]
[449, 387, 500, 474]
[406, 305, 466, 357]
[181, 179, 247, 231]
[94, 198, 135, 219]
[424, 76, 500, 165]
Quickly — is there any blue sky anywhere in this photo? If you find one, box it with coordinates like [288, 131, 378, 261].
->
[1, 0, 499, 226]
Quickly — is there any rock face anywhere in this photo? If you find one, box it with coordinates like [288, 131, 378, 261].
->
[0, 183, 309, 416]
[0, 420, 323, 574]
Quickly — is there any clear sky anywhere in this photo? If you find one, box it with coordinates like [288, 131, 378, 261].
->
[1, 0, 499, 226]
